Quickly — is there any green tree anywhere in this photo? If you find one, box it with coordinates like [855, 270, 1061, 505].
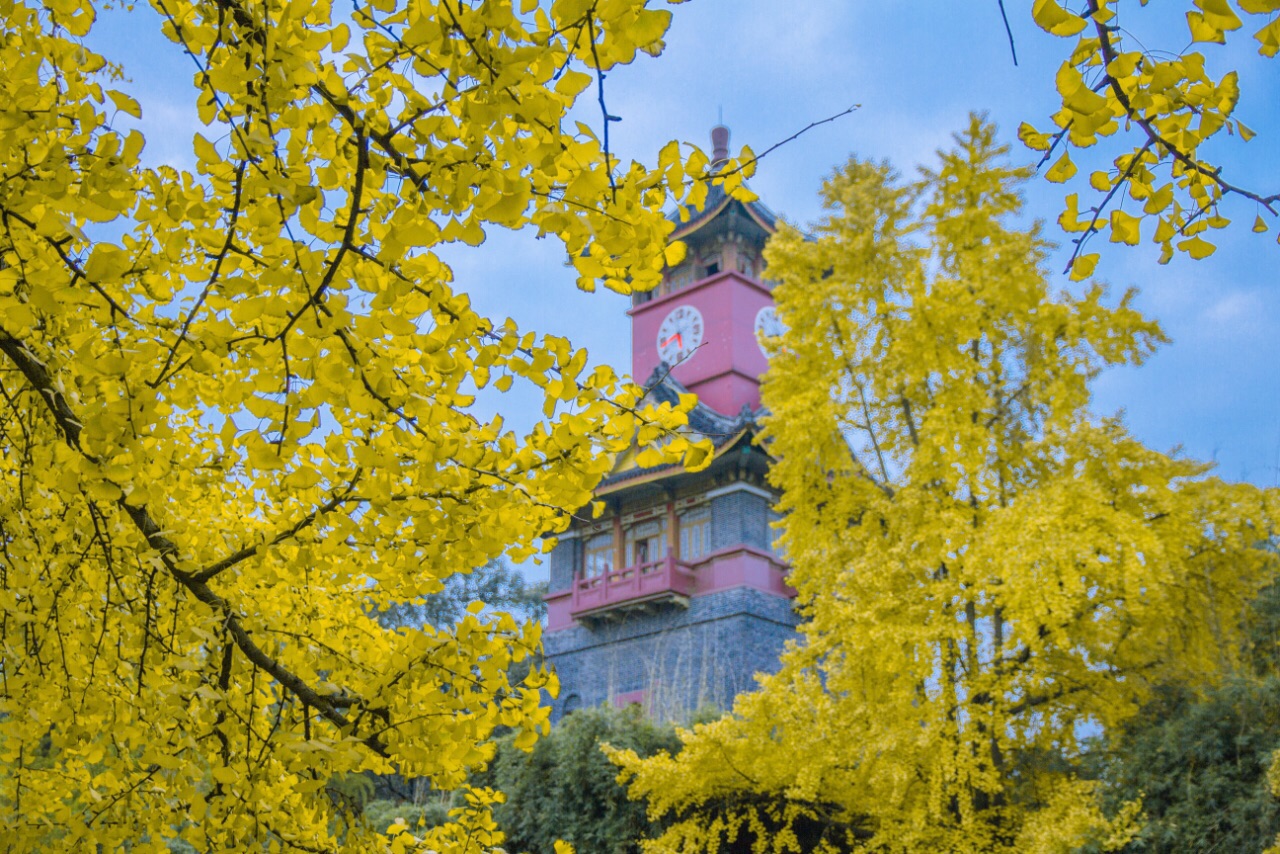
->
[1083, 581, 1280, 853]
[613, 116, 1279, 853]
[378, 559, 548, 631]
[476, 705, 682, 854]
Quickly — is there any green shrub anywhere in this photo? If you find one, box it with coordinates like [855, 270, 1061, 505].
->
[1086, 582, 1280, 853]
[475, 705, 683, 854]
[362, 794, 454, 836]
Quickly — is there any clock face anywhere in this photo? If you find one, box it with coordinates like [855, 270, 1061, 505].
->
[656, 305, 704, 365]
[754, 305, 786, 356]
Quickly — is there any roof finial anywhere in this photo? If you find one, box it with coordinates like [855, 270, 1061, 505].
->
[710, 118, 730, 166]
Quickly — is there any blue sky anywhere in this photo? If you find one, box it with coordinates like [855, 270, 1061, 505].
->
[94, 1, 1279, 494]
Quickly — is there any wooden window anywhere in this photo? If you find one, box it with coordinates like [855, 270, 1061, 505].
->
[679, 505, 711, 561]
[667, 265, 693, 292]
[626, 519, 666, 567]
[583, 532, 613, 578]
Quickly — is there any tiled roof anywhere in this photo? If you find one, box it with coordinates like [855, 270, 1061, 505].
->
[668, 184, 778, 242]
[597, 365, 763, 491]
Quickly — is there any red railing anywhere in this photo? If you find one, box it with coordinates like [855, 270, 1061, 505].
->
[571, 555, 695, 616]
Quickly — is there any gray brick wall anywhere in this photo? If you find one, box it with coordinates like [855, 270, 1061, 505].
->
[545, 587, 798, 722]
[548, 537, 580, 593]
[711, 489, 771, 551]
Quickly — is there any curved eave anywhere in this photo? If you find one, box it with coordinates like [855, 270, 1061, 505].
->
[743, 200, 777, 234]
[594, 427, 755, 497]
[669, 192, 777, 243]
[669, 193, 734, 242]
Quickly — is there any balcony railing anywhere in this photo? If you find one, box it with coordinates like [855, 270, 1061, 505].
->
[570, 555, 695, 617]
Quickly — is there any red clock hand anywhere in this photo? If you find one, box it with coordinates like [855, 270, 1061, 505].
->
[661, 333, 683, 349]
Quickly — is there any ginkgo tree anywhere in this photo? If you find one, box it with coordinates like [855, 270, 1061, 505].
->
[1024, 0, 1278, 276]
[613, 116, 1279, 853]
[0, 0, 727, 850]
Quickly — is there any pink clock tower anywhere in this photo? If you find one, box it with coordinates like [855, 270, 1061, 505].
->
[629, 125, 779, 414]
[543, 126, 796, 721]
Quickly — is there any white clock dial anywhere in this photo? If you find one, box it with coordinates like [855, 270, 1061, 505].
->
[656, 305, 704, 364]
[754, 305, 786, 356]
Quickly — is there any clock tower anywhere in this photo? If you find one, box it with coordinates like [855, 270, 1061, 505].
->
[629, 125, 779, 415]
[542, 126, 797, 721]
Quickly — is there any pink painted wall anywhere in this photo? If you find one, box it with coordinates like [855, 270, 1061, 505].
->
[545, 590, 573, 631]
[692, 545, 793, 598]
[611, 689, 647, 708]
[688, 372, 763, 416]
[629, 270, 773, 416]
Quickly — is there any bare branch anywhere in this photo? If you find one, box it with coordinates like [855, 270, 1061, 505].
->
[713, 104, 861, 182]
[997, 0, 1018, 66]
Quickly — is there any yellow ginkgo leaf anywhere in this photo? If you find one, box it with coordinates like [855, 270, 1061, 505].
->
[683, 440, 712, 472]
[1059, 194, 1093, 233]
[1110, 209, 1141, 245]
[1106, 51, 1141, 79]
[192, 133, 220, 164]
[664, 240, 687, 267]
[1196, 0, 1244, 30]
[1018, 122, 1052, 151]
[1033, 0, 1088, 36]
[1186, 11, 1227, 43]
[329, 23, 350, 51]
[1177, 235, 1218, 258]
[1143, 184, 1174, 215]
[1070, 253, 1100, 281]
[106, 90, 142, 119]
[1045, 151, 1078, 183]
[1254, 215, 1269, 233]
[1255, 17, 1280, 57]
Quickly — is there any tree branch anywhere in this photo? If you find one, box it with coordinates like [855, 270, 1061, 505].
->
[1087, 2, 1279, 216]
[0, 329, 388, 757]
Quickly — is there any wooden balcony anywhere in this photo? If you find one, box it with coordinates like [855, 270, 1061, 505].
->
[570, 555, 695, 620]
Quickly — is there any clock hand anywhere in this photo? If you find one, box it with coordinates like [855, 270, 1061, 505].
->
[661, 333, 683, 348]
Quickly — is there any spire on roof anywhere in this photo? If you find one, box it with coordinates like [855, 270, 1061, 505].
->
[711, 123, 730, 167]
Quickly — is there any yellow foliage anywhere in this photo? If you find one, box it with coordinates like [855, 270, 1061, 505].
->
[1015, 780, 1143, 853]
[616, 116, 1279, 853]
[1028, 0, 1276, 266]
[0, 0, 711, 850]
[1033, 0, 1088, 36]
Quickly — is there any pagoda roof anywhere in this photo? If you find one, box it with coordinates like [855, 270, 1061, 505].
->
[668, 183, 778, 243]
[596, 364, 764, 496]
